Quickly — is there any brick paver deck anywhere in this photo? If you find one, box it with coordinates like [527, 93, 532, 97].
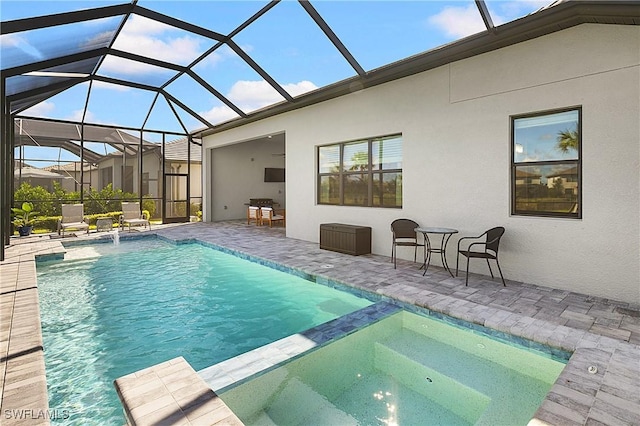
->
[1, 221, 638, 425]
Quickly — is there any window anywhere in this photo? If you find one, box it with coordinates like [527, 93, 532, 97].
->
[142, 172, 149, 196]
[100, 166, 113, 188]
[123, 165, 134, 193]
[318, 135, 402, 207]
[511, 107, 581, 218]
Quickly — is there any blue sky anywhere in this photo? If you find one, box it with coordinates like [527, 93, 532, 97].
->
[2, 0, 550, 136]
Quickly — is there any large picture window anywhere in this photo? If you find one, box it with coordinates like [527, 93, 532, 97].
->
[511, 107, 581, 218]
[318, 135, 402, 207]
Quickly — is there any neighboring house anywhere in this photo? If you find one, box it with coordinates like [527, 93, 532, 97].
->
[514, 169, 542, 186]
[13, 120, 202, 219]
[200, 21, 640, 304]
[546, 166, 579, 195]
[13, 167, 71, 192]
[13, 118, 201, 196]
[164, 137, 203, 204]
[42, 162, 97, 192]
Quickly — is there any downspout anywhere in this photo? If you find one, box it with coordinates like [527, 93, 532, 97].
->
[187, 136, 191, 220]
[161, 133, 165, 222]
[80, 123, 85, 204]
[139, 130, 143, 206]
[0, 76, 9, 259]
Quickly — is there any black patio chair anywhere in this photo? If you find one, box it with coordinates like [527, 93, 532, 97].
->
[390, 219, 425, 269]
[456, 226, 506, 286]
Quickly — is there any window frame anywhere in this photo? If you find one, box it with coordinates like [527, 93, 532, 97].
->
[317, 134, 402, 208]
[510, 106, 582, 219]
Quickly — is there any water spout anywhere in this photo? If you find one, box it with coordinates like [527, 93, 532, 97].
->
[112, 228, 120, 246]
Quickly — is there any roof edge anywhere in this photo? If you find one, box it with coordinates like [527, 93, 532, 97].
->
[196, 0, 639, 138]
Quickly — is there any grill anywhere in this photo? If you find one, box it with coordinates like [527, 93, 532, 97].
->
[249, 198, 274, 208]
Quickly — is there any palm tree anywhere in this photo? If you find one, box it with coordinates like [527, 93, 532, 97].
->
[556, 128, 579, 153]
[349, 151, 369, 172]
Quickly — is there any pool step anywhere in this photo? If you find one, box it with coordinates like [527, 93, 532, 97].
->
[263, 377, 358, 426]
[375, 328, 513, 398]
[400, 314, 565, 382]
[374, 342, 490, 424]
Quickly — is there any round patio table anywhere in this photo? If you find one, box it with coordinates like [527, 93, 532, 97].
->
[414, 227, 459, 277]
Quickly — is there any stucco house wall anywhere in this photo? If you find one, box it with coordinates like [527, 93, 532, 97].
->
[201, 24, 640, 304]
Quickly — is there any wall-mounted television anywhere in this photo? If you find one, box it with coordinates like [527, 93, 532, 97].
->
[264, 167, 285, 182]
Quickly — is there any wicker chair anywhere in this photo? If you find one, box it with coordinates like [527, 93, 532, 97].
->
[390, 219, 425, 269]
[456, 226, 506, 286]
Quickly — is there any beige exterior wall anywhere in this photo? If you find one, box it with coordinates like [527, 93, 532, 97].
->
[202, 24, 640, 304]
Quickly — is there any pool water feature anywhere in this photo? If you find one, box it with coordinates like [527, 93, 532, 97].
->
[219, 311, 567, 426]
[36, 238, 373, 425]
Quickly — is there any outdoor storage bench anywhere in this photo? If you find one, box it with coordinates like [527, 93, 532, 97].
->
[320, 223, 372, 255]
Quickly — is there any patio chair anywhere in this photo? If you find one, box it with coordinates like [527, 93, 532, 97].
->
[120, 202, 150, 232]
[260, 207, 285, 227]
[456, 226, 506, 286]
[390, 219, 425, 269]
[57, 204, 89, 236]
[247, 206, 261, 225]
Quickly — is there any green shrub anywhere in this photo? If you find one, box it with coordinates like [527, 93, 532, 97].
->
[190, 202, 201, 217]
[34, 216, 60, 232]
[14, 183, 56, 216]
[142, 197, 157, 218]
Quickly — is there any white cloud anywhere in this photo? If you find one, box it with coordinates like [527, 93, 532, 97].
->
[22, 101, 55, 117]
[83, 30, 118, 50]
[226, 80, 285, 110]
[283, 81, 318, 97]
[429, 1, 553, 35]
[427, 5, 486, 39]
[91, 80, 131, 92]
[120, 14, 169, 36]
[65, 109, 98, 123]
[498, 1, 552, 19]
[106, 15, 207, 72]
[0, 33, 43, 61]
[201, 105, 239, 125]
[0, 34, 20, 48]
[198, 44, 236, 69]
[99, 55, 168, 76]
[201, 80, 318, 124]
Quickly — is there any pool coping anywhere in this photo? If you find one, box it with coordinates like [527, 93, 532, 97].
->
[1, 225, 638, 425]
[0, 237, 66, 426]
[198, 302, 404, 393]
[164, 232, 640, 425]
[113, 356, 243, 426]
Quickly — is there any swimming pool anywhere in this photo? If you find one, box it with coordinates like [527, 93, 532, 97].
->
[36, 237, 373, 425]
[218, 310, 567, 426]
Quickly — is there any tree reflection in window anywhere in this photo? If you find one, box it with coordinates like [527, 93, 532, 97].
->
[512, 108, 581, 218]
[318, 135, 402, 207]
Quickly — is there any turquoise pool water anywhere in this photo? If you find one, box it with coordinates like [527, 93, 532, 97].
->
[36, 238, 373, 425]
[220, 311, 567, 426]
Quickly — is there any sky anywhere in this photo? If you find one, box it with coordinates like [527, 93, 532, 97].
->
[2, 0, 551, 143]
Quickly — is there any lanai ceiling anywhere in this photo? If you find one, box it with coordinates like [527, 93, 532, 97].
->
[1, 0, 638, 135]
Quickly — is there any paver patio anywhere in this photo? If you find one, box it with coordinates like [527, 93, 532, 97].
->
[1, 221, 638, 425]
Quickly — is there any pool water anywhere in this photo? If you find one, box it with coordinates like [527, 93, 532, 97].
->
[219, 311, 566, 426]
[36, 238, 373, 425]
